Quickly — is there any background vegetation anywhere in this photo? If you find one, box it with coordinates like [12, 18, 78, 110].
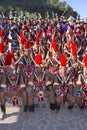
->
[0, 0, 78, 18]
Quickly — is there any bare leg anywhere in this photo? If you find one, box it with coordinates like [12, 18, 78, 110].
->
[21, 90, 28, 112]
[67, 94, 76, 110]
[0, 91, 6, 119]
[27, 92, 35, 112]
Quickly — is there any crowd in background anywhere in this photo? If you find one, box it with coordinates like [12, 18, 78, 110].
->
[0, 9, 87, 119]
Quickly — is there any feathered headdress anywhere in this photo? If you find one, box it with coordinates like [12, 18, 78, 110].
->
[4, 38, 9, 45]
[0, 31, 4, 37]
[37, 31, 41, 38]
[35, 31, 41, 45]
[71, 43, 77, 58]
[0, 43, 4, 53]
[83, 54, 87, 68]
[53, 30, 56, 39]
[19, 31, 25, 44]
[4, 52, 14, 66]
[20, 36, 25, 44]
[24, 40, 31, 50]
[51, 39, 58, 53]
[68, 40, 75, 49]
[35, 54, 42, 65]
[60, 54, 66, 67]
[20, 31, 23, 38]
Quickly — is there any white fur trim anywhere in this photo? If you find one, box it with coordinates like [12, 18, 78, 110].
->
[53, 82, 59, 86]
[46, 81, 52, 86]
[76, 81, 82, 85]
[28, 81, 34, 86]
[1, 84, 6, 88]
[20, 84, 25, 88]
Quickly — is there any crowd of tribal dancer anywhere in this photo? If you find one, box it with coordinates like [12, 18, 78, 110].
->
[0, 10, 87, 119]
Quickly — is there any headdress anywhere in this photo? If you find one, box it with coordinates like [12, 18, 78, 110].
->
[35, 54, 42, 65]
[0, 43, 4, 54]
[83, 54, 87, 68]
[71, 43, 77, 58]
[4, 52, 14, 66]
[0, 31, 4, 37]
[60, 53, 66, 67]
[35, 31, 41, 45]
[24, 40, 31, 50]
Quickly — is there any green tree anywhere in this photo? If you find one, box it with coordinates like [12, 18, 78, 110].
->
[0, 0, 78, 18]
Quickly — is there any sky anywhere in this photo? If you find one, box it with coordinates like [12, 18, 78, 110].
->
[60, 0, 87, 18]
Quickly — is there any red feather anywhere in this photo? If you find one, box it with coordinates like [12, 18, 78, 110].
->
[51, 41, 58, 52]
[60, 54, 66, 67]
[20, 36, 25, 44]
[24, 40, 31, 49]
[0, 43, 4, 53]
[83, 54, 87, 68]
[35, 37, 39, 45]
[4, 38, 9, 45]
[37, 31, 41, 38]
[35, 31, 41, 45]
[0, 31, 4, 37]
[20, 31, 23, 38]
[71, 43, 77, 57]
[5, 52, 14, 66]
[68, 40, 75, 49]
[35, 54, 42, 65]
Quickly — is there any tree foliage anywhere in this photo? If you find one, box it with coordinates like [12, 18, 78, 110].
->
[0, 0, 78, 18]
